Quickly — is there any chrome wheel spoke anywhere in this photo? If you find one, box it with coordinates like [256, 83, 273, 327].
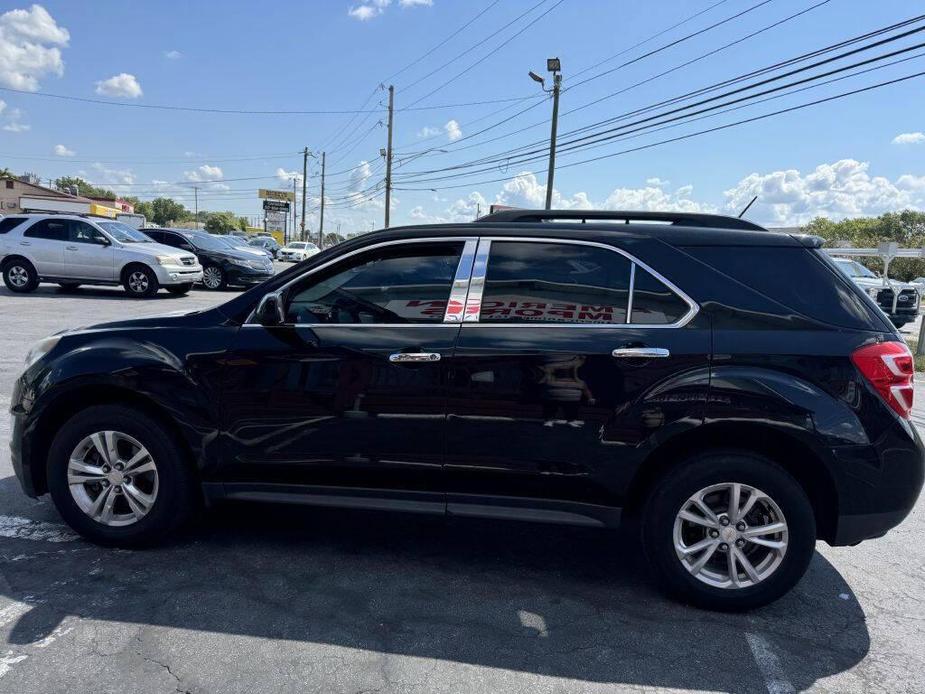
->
[734, 547, 761, 583]
[745, 536, 786, 550]
[124, 449, 153, 474]
[728, 482, 742, 521]
[67, 459, 106, 485]
[87, 485, 114, 520]
[727, 548, 740, 588]
[122, 483, 153, 518]
[743, 522, 786, 538]
[688, 541, 719, 575]
[678, 537, 715, 556]
[678, 509, 717, 528]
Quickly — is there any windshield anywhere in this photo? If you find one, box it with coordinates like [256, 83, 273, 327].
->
[835, 258, 878, 279]
[216, 236, 246, 249]
[98, 222, 153, 243]
[288, 242, 307, 249]
[181, 232, 228, 252]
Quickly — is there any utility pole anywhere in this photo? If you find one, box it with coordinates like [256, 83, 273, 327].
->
[292, 176, 297, 242]
[319, 151, 326, 249]
[475, 202, 481, 220]
[301, 146, 308, 241]
[384, 84, 394, 228]
[193, 185, 199, 229]
[529, 58, 562, 210]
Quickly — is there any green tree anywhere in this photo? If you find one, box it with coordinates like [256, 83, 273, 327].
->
[204, 211, 240, 233]
[237, 216, 248, 231]
[150, 197, 190, 226]
[53, 176, 116, 199]
[806, 210, 925, 280]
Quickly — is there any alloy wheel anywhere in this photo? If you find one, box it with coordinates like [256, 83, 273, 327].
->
[67, 431, 159, 527]
[128, 271, 149, 294]
[203, 267, 222, 289]
[673, 482, 788, 589]
[8, 265, 29, 288]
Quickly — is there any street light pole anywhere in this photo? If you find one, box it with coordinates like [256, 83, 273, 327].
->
[530, 58, 562, 210]
[385, 84, 394, 228]
[301, 147, 308, 241]
[319, 151, 326, 249]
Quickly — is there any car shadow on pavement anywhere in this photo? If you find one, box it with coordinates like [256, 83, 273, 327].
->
[0, 494, 869, 691]
[0, 285, 196, 302]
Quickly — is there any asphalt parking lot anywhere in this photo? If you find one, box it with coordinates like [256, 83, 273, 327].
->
[0, 281, 922, 694]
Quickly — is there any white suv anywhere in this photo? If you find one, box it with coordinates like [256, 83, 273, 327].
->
[0, 214, 203, 297]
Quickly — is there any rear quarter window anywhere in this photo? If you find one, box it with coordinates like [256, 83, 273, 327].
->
[0, 217, 27, 233]
[684, 245, 885, 331]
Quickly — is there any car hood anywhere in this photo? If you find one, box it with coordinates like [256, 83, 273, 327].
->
[122, 242, 196, 260]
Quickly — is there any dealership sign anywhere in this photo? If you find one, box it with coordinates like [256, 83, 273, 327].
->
[258, 188, 295, 202]
[263, 199, 290, 212]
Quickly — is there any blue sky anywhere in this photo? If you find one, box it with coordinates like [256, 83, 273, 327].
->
[1, 0, 924, 232]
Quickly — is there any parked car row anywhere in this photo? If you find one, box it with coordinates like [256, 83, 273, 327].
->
[832, 257, 921, 328]
[0, 214, 278, 297]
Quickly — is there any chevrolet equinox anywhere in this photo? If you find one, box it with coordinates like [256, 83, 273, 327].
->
[10, 209, 924, 611]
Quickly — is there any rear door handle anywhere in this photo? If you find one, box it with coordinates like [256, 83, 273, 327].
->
[65, 245, 78, 251]
[19, 241, 31, 246]
[612, 347, 670, 359]
[389, 352, 441, 363]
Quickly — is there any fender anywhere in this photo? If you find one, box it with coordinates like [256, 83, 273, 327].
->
[14, 322, 236, 494]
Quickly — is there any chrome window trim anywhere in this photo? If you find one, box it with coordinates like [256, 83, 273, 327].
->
[625, 262, 636, 325]
[464, 239, 491, 322]
[466, 236, 699, 329]
[444, 239, 478, 323]
[245, 236, 477, 326]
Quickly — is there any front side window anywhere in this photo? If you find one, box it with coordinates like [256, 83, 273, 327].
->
[285, 242, 463, 324]
[70, 221, 108, 245]
[480, 241, 632, 324]
[97, 222, 153, 243]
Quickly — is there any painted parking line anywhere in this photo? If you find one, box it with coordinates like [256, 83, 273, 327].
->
[746, 632, 796, 694]
[0, 516, 78, 543]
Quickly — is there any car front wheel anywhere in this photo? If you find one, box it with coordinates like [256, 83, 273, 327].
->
[202, 265, 226, 290]
[46, 405, 197, 546]
[641, 451, 815, 611]
[123, 266, 159, 297]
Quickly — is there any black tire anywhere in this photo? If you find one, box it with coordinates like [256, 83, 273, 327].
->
[201, 265, 226, 291]
[46, 405, 197, 547]
[2, 258, 39, 293]
[641, 451, 815, 611]
[122, 265, 159, 298]
[166, 283, 193, 296]
[58, 282, 81, 291]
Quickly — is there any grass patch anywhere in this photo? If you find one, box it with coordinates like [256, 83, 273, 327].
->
[904, 337, 925, 372]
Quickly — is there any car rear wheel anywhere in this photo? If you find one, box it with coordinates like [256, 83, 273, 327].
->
[3, 259, 39, 293]
[202, 265, 226, 290]
[641, 451, 815, 611]
[123, 266, 159, 297]
[166, 283, 193, 296]
[46, 405, 197, 546]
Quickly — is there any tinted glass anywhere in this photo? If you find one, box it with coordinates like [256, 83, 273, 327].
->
[183, 232, 226, 251]
[0, 217, 26, 233]
[24, 219, 68, 241]
[97, 222, 152, 243]
[481, 241, 631, 323]
[286, 242, 463, 324]
[631, 267, 689, 324]
[687, 246, 881, 330]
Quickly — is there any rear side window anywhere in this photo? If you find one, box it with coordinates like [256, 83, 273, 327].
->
[24, 219, 68, 241]
[631, 266, 690, 324]
[685, 246, 882, 330]
[0, 217, 27, 233]
[481, 241, 631, 323]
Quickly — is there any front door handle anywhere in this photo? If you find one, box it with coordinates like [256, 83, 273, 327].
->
[612, 347, 670, 359]
[19, 241, 31, 246]
[389, 352, 441, 363]
[65, 245, 78, 251]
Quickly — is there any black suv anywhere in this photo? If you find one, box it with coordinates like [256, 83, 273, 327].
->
[10, 210, 924, 610]
[142, 227, 274, 290]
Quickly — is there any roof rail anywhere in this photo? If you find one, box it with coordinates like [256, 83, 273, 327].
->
[474, 209, 767, 231]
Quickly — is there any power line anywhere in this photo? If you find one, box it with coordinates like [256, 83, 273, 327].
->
[393, 19, 925, 181]
[394, 69, 925, 192]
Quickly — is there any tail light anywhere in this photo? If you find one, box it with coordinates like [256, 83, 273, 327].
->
[851, 341, 915, 418]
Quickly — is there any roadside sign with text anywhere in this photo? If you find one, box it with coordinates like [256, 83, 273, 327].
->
[263, 199, 290, 212]
[259, 189, 295, 202]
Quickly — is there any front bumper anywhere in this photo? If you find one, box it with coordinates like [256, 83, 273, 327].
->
[9, 376, 38, 497]
[225, 264, 274, 287]
[153, 263, 204, 286]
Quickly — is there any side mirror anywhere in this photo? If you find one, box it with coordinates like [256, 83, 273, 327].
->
[95, 236, 111, 246]
[255, 293, 284, 326]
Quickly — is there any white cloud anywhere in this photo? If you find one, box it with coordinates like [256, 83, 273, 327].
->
[275, 167, 303, 188]
[417, 125, 440, 138]
[400, 0, 433, 6]
[645, 177, 669, 187]
[350, 161, 373, 191]
[0, 5, 69, 91]
[95, 73, 143, 99]
[348, 0, 390, 20]
[893, 132, 925, 145]
[53, 144, 75, 157]
[1, 104, 29, 132]
[164, 49, 182, 60]
[493, 171, 594, 210]
[444, 119, 462, 141]
[183, 164, 229, 190]
[604, 183, 714, 213]
[90, 162, 136, 189]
